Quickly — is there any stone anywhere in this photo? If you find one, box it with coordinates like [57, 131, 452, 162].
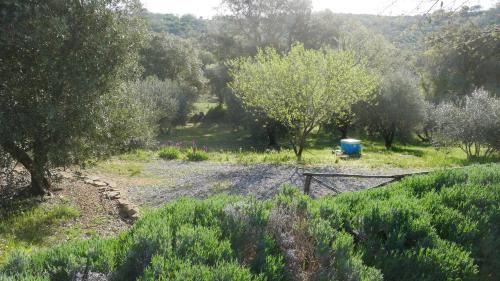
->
[84, 179, 94, 185]
[123, 205, 138, 216]
[92, 180, 108, 187]
[105, 191, 120, 199]
[117, 198, 129, 206]
[106, 181, 117, 188]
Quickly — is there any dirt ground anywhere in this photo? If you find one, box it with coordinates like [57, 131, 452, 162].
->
[0, 170, 130, 239]
[90, 160, 429, 207]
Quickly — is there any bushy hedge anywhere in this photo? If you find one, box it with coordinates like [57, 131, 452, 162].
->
[1, 164, 499, 281]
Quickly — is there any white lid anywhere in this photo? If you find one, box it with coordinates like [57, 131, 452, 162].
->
[340, 138, 361, 144]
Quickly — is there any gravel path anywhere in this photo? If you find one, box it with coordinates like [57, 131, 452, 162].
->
[123, 161, 428, 207]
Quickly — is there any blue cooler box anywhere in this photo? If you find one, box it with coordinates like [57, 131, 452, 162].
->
[340, 138, 361, 155]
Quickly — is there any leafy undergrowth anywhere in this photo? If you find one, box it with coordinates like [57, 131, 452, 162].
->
[1, 164, 499, 281]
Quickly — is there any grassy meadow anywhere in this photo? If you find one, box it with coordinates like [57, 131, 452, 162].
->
[91, 121, 499, 178]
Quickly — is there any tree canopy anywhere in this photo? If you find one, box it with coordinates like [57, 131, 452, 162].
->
[229, 44, 378, 159]
[0, 0, 148, 195]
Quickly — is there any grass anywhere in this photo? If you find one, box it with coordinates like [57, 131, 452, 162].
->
[0, 199, 80, 263]
[155, 123, 499, 168]
[92, 123, 498, 172]
[94, 161, 145, 176]
[192, 95, 219, 115]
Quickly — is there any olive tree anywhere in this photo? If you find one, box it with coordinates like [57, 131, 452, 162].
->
[434, 89, 500, 159]
[133, 77, 188, 134]
[228, 44, 378, 160]
[0, 0, 148, 195]
[356, 70, 425, 149]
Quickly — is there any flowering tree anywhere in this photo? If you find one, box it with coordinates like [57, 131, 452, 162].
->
[228, 44, 378, 160]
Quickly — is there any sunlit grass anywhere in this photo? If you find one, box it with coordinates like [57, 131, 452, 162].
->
[95, 161, 145, 176]
[204, 145, 483, 168]
[97, 124, 499, 169]
[0, 200, 80, 263]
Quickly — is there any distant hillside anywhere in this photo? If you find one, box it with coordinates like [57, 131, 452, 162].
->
[142, 5, 499, 52]
[335, 5, 499, 50]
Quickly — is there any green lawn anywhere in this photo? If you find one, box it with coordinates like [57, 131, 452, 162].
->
[112, 123, 500, 169]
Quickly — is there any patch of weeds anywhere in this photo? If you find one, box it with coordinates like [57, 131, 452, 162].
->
[158, 146, 181, 160]
[186, 148, 209, 161]
[0, 201, 80, 263]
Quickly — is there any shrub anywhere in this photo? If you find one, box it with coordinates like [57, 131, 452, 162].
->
[158, 146, 181, 160]
[186, 148, 209, 161]
[1, 164, 499, 280]
[140, 256, 263, 281]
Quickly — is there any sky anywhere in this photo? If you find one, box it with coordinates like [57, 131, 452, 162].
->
[140, 0, 498, 18]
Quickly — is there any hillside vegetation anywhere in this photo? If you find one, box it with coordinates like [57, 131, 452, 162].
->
[1, 164, 498, 281]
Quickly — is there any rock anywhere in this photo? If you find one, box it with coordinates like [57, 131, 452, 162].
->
[84, 179, 94, 185]
[89, 176, 100, 181]
[105, 191, 120, 199]
[92, 180, 108, 187]
[117, 198, 129, 206]
[117, 198, 140, 219]
[123, 205, 138, 216]
[106, 181, 117, 188]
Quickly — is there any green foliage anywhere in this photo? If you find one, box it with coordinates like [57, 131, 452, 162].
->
[433, 89, 500, 159]
[158, 147, 181, 160]
[186, 148, 209, 161]
[229, 44, 378, 160]
[422, 19, 499, 101]
[2, 164, 498, 280]
[140, 33, 206, 90]
[158, 124, 499, 167]
[204, 105, 228, 124]
[356, 70, 425, 149]
[140, 257, 262, 281]
[133, 77, 180, 134]
[0, 0, 149, 194]
[145, 13, 207, 37]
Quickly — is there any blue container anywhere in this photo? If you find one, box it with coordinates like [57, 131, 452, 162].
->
[340, 139, 361, 155]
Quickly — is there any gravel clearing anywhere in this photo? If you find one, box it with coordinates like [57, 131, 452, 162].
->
[123, 160, 428, 207]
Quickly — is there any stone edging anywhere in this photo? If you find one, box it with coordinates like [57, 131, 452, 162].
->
[64, 172, 141, 221]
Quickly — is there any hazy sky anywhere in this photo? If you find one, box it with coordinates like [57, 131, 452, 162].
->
[140, 0, 497, 18]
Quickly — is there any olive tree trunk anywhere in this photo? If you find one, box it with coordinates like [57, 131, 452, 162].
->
[1, 141, 51, 195]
